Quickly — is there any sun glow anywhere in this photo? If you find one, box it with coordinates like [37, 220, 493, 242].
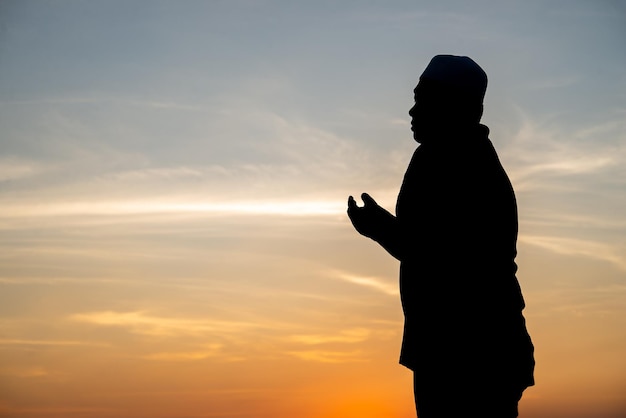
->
[1, 1, 625, 417]
[1, 199, 346, 217]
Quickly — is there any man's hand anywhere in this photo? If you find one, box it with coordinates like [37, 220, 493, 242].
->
[347, 193, 403, 260]
[347, 193, 393, 240]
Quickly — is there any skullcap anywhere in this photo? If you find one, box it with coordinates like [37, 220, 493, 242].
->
[420, 55, 487, 102]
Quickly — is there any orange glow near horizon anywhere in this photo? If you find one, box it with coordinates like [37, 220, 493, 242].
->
[1, 1, 625, 417]
[1, 206, 625, 418]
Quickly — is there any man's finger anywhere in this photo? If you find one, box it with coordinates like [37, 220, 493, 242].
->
[347, 195, 358, 210]
[361, 193, 377, 207]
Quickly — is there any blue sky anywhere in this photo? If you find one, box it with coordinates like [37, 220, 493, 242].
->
[1, 0, 624, 262]
[0, 1, 625, 417]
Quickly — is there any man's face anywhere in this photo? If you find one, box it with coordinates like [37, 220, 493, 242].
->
[408, 79, 480, 142]
[408, 81, 446, 142]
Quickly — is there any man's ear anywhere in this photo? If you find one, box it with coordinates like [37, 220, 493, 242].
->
[455, 101, 483, 124]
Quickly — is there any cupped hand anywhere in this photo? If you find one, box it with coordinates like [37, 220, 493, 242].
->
[347, 193, 387, 239]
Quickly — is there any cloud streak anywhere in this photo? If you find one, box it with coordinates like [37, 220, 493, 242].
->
[503, 109, 625, 192]
[0, 158, 46, 182]
[330, 270, 398, 295]
[70, 311, 266, 337]
[520, 235, 626, 271]
[0, 198, 346, 219]
[0, 338, 107, 347]
[286, 349, 367, 363]
[144, 344, 225, 361]
[288, 328, 371, 345]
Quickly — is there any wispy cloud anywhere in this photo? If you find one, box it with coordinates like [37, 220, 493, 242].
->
[0, 158, 46, 182]
[144, 344, 224, 361]
[526, 282, 626, 319]
[0, 407, 116, 415]
[522, 211, 626, 231]
[519, 235, 626, 271]
[389, 117, 410, 127]
[515, 156, 614, 178]
[286, 349, 367, 363]
[70, 311, 273, 337]
[0, 96, 210, 112]
[329, 270, 398, 295]
[0, 104, 406, 223]
[0, 277, 135, 285]
[0, 198, 346, 218]
[1, 366, 49, 378]
[105, 166, 205, 181]
[0, 338, 107, 347]
[503, 109, 625, 191]
[288, 328, 371, 345]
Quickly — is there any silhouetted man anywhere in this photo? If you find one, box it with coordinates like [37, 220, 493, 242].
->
[347, 55, 535, 418]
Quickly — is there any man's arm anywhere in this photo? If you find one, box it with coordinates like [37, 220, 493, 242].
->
[347, 193, 404, 261]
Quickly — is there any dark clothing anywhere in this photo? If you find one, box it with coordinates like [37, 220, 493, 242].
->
[395, 125, 535, 397]
[413, 372, 524, 418]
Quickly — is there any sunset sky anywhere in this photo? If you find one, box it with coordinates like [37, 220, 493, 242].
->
[1, 1, 625, 417]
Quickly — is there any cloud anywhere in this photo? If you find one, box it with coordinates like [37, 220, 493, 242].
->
[0, 96, 210, 112]
[144, 344, 224, 361]
[0, 277, 135, 285]
[330, 270, 398, 295]
[1, 366, 49, 378]
[288, 328, 371, 345]
[523, 211, 626, 231]
[503, 115, 623, 190]
[105, 166, 205, 181]
[527, 283, 626, 319]
[286, 349, 367, 363]
[0, 198, 346, 219]
[0, 407, 115, 415]
[0, 102, 408, 224]
[0, 158, 45, 182]
[0, 339, 107, 347]
[0, 107, 375, 218]
[517, 157, 614, 178]
[70, 311, 264, 337]
[519, 235, 626, 271]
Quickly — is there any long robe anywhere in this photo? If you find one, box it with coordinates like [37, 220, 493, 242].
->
[395, 124, 535, 389]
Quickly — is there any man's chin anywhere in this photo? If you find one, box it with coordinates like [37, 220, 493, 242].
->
[412, 125, 439, 143]
[412, 130, 424, 143]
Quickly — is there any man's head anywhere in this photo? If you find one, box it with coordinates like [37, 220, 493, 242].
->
[409, 55, 487, 142]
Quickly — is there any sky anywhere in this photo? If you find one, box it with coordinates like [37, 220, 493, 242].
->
[0, 1, 625, 417]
